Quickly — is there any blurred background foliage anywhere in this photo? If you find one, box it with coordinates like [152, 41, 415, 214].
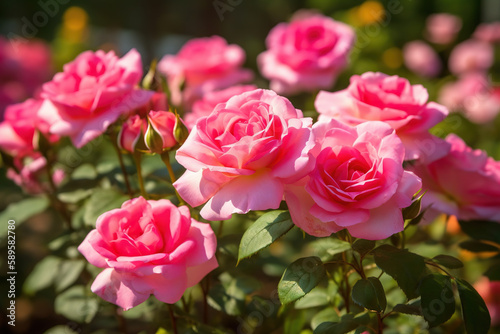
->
[1, 0, 500, 333]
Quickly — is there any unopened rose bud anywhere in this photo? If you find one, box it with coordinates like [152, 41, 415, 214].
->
[173, 112, 189, 145]
[142, 59, 160, 91]
[118, 115, 145, 153]
[144, 116, 165, 154]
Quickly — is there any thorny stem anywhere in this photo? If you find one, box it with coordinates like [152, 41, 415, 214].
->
[377, 312, 384, 334]
[110, 136, 133, 198]
[200, 275, 210, 324]
[116, 308, 127, 334]
[217, 220, 225, 237]
[168, 304, 179, 334]
[133, 152, 148, 199]
[160, 152, 185, 205]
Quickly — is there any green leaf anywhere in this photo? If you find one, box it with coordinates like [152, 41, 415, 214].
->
[484, 264, 500, 281]
[308, 237, 351, 262]
[43, 325, 80, 334]
[284, 310, 306, 334]
[0, 197, 49, 237]
[351, 277, 387, 312]
[207, 273, 260, 316]
[54, 259, 86, 292]
[310, 308, 339, 330]
[278, 257, 326, 305]
[456, 278, 491, 334]
[458, 220, 500, 244]
[23, 256, 61, 295]
[431, 255, 464, 269]
[313, 313, 370, 334]
[459, 240, 499, 253]
[83, 188, 128, 225]
[372, 244, 427, 299]
[238, 210, 294, 263]
[294, 287, 329, 309]
[352, 239, 376, 257]
[54, 285, 99, 323]
[420, 274, 455, 327]
[392, 303, 422, 316]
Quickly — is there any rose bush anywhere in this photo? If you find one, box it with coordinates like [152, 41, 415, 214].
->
[258, 12, 355, 95]
[174, 89, 316, 220]
[38, 49, 153, 148]
[78, 197, 218, 310]
[315, 72, 450, 161]
[284, 119, 422, 240]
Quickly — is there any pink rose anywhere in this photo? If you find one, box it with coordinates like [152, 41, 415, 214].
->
[39, 49, 154, 148]
[403, 41, 442, 78]
[173, 89, 316, 220]
[7, 156, 65, 194]
[448, 39, 494, 75]
[284, 119, 422, 240]
[425, 13, 462, 44]
[475, 277, 500, 326]
[258, 12, 355, 95]
[474, 21, 500, 44]
[410, 134, 500, 222]
[315, 72, 449, 161]
[78, 197, 218, 310]
[438, 73, 500, 124]
[185, 85, 257, 129]
[158, 36, 253, 109]
[118, 110, 178, 153]
[0, 98, 56, 157]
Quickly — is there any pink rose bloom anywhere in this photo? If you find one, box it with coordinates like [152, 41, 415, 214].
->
[439, 73, 500, 124]
[475, 277, 500, 326]
[39, 49, 154, 148]
[0, 37, 53, 115]
[474, 22, 500, 44]
[0, 98, 57, 157]
[118, 110, 178, 153]
[410, 134, 500, 222]
[173, 89, 316, 220]
[315, 72, 449, 161]
[425, 13, 462, 44]
[284, 119, 422, 240]
[78, 197, 218, 310]
[7, 156, 65, 194]
[258, 12, 355, 95]
[185, 85, 257, 129]
[158, 36, 253, 109]
[403, 41, 442, 78]
[448, 39, 494, 75]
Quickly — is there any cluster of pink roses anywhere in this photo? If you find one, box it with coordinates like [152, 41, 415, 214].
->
[401, 13, 500, 124]
[1, 11, 500, 318]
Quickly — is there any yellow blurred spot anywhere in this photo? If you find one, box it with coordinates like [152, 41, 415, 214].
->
[357, 1, 385, 25]
[446, 215, 461, 235]
[63, 6, 88, 31]
[382, 47, 403, 69]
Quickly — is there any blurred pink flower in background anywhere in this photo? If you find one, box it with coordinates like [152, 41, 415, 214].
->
[158, 36, 253, 109]
[403, 40, 442, 78]
[174, 89, 316, 220]
[473, 21, 500, 44]
[439, 73, 500, 124]
[258, 12, 355, 95]
[410, 134, 500, 223]
[315, 72, 449, 161]
[425, 13, 462, 44]
[0, 98, 57, 157]
[284, 119, 422, 240]
[78, 197, 218, 310]
[185, 85, 257, 129]
[0, 37, 53, 117]
[475, 277, 500, 326]
[38, 49, 153, 148]
[6, 156, 65, 194]
[448, 39, 494, 75]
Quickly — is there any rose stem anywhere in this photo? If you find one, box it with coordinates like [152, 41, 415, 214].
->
[133, 152, 148, 199]
[44, 163, 73, 231]
[160, 152, 185, 205]
[168, 304, 178, 334]
[110, 136, 133, 198]
[116, 307, 127, 334]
